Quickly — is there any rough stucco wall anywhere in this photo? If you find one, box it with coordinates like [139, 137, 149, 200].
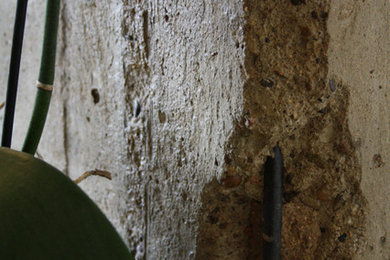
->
[0, 0, 389, 259]
[120, 1, 245, 258]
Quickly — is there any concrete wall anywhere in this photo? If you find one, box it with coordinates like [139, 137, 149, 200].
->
[0, 0, 388, 259]
[328, 1, 390, 258]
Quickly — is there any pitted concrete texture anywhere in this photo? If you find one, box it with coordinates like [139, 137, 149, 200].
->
[120, 1, 245, 258]
[0, 0, 389, 259]
[198, 1, 366, 259]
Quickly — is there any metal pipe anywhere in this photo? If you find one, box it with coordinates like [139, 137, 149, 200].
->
[1, 0, 29, 147]
[263, 145, 284, 260]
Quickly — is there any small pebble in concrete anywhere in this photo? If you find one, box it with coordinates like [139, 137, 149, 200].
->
[338, 233, 347, 242]
[260, 79, 274, 88]
[290, 0, 305, 5]
[318, 107, 327, 114]
[373, 154, 385, 168]
[134, 100, 141, 117]
[320, 11, 328, 19]
[158, 110, 166, 123]
[329, 78, 337, 92]
[317, 185, 331, 202]
[223, 176, 242, 188]
[91, 88, 100, 104]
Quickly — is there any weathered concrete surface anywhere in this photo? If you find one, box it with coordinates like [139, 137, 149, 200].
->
[57, 0, 131, 245]
[58, 1, 246, 258]
[328, 0, 390, 258]
[119, 1, 245, 258]
[0, 0, 389, 259]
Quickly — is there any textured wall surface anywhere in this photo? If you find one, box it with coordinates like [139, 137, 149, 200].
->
[328, 1, 390, 258]
[0, 0, 388, 259]
[119, 1, 245, 258]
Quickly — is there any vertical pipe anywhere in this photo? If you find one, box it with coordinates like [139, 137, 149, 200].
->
[263, 145, 284, 260]
[1, 0, 29, 147]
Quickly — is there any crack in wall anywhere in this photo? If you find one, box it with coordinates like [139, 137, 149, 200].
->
[142, 10, 150, 60]
[58, 1, 69, 176]
[121, 1, 153, 258]
[62, 104, 69, 176]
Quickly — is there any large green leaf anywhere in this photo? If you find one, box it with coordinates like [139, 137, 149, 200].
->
[0, 147, 133, 260]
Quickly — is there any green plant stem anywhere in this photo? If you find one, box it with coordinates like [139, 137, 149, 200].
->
[38, 0, 61, 85]
[22, 89, 52, 154]
[22, 0, 60, 155]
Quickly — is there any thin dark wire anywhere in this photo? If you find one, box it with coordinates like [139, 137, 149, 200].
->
[1, 0, 29, 148]
[263, 145, 284, 260]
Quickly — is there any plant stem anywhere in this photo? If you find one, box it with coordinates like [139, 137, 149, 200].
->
[1, 0, 29, 148]
[22, 0, 61, 155]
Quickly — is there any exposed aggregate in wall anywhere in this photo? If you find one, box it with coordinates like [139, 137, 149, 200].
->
[197, 1, 366, 259]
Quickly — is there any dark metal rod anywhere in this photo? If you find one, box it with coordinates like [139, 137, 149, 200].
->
[263, 145, 284, 260]
[1, 0, 29, 147]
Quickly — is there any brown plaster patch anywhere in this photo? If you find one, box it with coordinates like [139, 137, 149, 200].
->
[197, 1, 366, 259]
